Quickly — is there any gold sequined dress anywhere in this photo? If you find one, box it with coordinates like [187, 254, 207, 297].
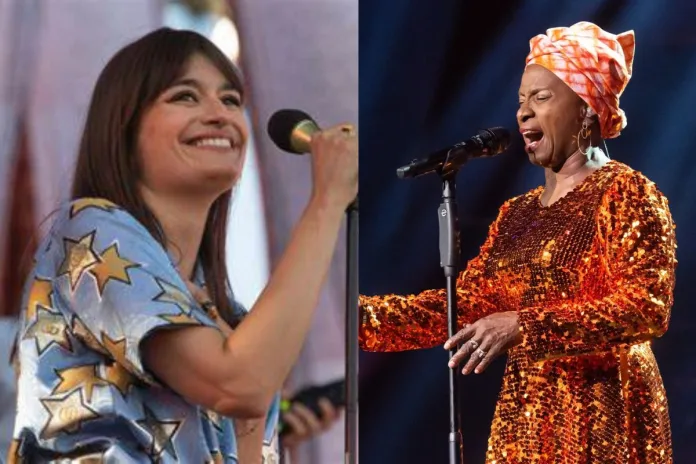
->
[360, 161, 676, 463]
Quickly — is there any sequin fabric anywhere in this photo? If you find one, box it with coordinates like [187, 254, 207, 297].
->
[360, 161, 676, 463]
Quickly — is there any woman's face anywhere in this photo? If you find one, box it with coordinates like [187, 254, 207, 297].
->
[517, 64, 587, 170]
[137, 53, 248, 199]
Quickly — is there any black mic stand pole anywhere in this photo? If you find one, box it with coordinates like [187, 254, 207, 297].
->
[438, 170, 463, 464]
[345, 197, 359, 464]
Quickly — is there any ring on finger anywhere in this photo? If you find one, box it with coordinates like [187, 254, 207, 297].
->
[475, 348, 487, 358]
[469, 340, 479, 350]
[341, 125, 355, 135]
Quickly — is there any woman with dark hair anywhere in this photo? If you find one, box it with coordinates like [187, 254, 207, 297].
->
[360, 22, 676, 463]
[10, 28, 357, 463]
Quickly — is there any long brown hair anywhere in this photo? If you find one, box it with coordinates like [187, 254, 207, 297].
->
[71, 28, 245, 326]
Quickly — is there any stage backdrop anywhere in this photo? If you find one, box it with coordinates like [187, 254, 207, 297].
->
[359, 1, 696, 462]
[234, 1, 358, 462]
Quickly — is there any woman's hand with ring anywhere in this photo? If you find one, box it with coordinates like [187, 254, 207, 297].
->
[443, 311, 522, 375]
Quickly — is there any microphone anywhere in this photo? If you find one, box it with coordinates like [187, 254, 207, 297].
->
[396, 127, 511, 179]
[267, 109, 320, 154]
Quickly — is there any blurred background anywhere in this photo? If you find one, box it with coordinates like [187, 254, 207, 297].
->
[0, 0, 356, 462]
[359, 0, 696, 462]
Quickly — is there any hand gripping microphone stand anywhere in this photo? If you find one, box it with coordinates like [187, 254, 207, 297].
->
[267, 110, 359, 464]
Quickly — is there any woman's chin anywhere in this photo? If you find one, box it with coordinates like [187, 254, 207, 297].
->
[527, 149, 550, 167]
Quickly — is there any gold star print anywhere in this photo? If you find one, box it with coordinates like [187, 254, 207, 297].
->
[52, 365, 108, 402]
[24, 306, 73, 355]
[138, 405, 182, 459]
[70, 316, 109, 356]
[26, 277, 53, 321]
[203, 409, 224, 433]
[263, 432, 280, 463]
[101, 332, 136, 372]
[103, 361, 137, 397]
[7, 439, 21, 463]
[69, 198, 119, 218]
[40, 389, 98, 439]
[159, 312, 201, 325]
[58, 232, 99, 290]
[70, 453, 104, 463]
[88, 243, 139, 295]
[153, 278, 193, 313]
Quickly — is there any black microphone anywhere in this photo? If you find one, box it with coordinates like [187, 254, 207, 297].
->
[396, 127, 511, 179]
[267, 109, 320, 154]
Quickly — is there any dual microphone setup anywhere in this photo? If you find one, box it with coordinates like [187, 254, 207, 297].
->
[267, 108, 511, 177]
[267, 109, 510, 463]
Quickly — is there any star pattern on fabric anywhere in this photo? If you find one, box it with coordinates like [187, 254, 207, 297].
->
[88, 243, 139, 295]
[69, 198, 119, 218]
[57, 231, 100, 291]
[70, 315, 109, 356]
[24, 305, 73, 355]
[153, 277, 193, 314]
[262, 432, 280, 464]
[52, 365, 108, 402]
[26, 277, 54, 321]
[70, 452, 104, 463]
[7, 439, 22, 463]
[159, 312, 201, 325]
[203, 409, 224, 433]
[101, 332, 136, 372]
[137, 405, 182, 460]
[103, 361, 137, 397]
[39, 389, 99, 439]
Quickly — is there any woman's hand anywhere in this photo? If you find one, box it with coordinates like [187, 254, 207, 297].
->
[309, 124, 358, 210]
[443, 311, 522, 374]
[281, 395, 341, 448]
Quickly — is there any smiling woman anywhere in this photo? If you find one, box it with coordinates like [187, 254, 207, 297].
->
[9, 28, 357, 463]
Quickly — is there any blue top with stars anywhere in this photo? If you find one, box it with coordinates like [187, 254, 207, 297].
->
[9, 198, 280, 463]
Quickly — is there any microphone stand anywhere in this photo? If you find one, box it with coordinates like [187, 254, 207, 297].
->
[438, 172, 463, 464]
[345, 197, 359, 464]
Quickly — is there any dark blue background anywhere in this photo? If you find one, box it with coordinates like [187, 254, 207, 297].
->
[359, 1, 696, 462]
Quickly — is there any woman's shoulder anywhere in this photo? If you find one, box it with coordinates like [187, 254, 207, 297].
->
[602, 161, 665, 198]
[50, 197, 151, 240]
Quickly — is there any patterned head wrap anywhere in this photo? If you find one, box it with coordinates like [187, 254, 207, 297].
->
[525, 21, 635, 139]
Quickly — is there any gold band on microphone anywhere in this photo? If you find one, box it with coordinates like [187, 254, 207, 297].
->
[290, 120, 319, 153]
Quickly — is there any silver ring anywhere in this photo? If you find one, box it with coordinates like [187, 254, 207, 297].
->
[475, 348, 487, 358]
[469, 340, 479, 350]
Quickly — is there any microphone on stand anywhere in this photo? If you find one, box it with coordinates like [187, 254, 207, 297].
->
[397, 127, 511, 179]
[266, 107, 359, 464]
[267, 109, 320, 154]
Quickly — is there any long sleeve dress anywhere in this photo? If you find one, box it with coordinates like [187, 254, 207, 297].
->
[360, 161, 676, 463]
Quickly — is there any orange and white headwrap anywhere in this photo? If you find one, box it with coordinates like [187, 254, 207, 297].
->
[525, 22, 635, 139]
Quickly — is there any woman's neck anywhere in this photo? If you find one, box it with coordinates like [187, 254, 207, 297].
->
[542, 147, 609, 205]
[140, 188, 212, 280]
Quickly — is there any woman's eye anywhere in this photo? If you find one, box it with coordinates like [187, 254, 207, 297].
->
[222, 95, 242, 107]
[172, 91, 197, 103]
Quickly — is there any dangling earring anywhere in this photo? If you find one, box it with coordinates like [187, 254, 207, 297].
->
[577, 120, 592, 156]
